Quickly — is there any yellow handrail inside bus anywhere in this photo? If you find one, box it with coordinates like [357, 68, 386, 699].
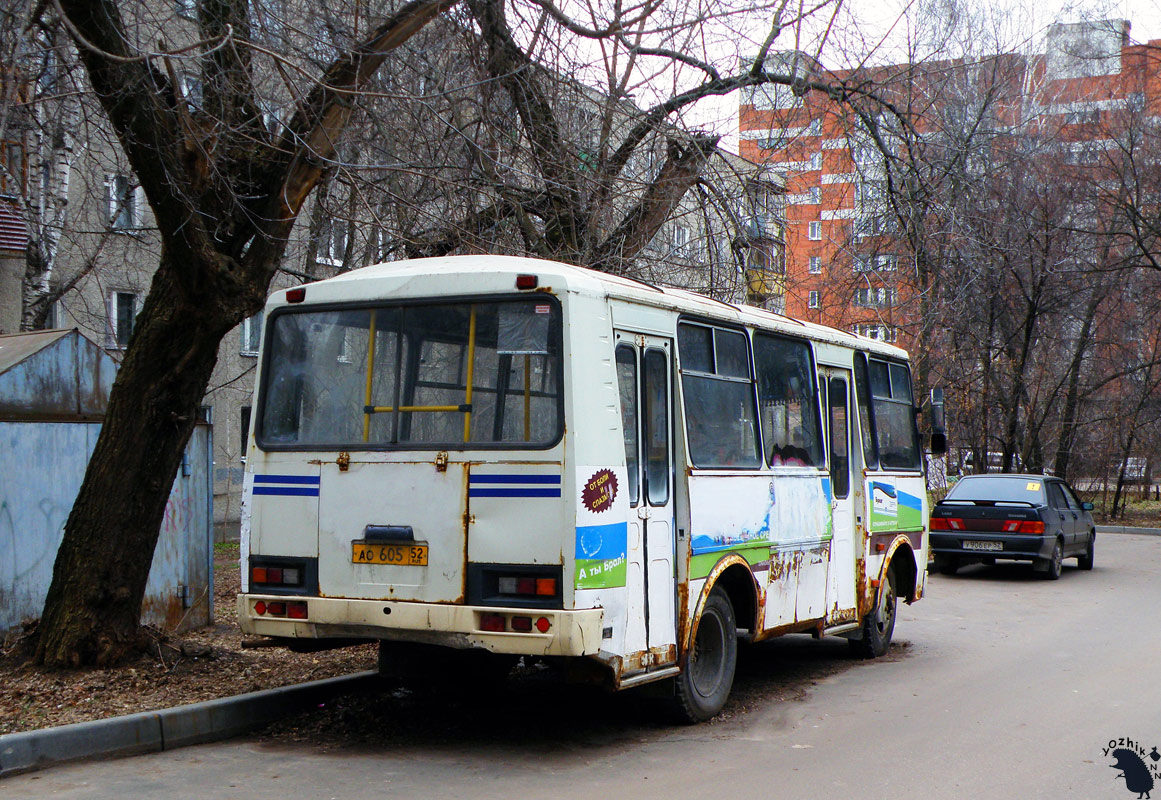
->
[523, 354, 531, 441]
[365, 405, 469, 413]
[362, 310, 378, 442]
[463, 305, 477, 443]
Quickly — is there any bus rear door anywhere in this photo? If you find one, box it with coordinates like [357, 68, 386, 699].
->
[615, 332, 677, 668]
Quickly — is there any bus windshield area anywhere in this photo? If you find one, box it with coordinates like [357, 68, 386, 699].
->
[257, 298, 562, 448]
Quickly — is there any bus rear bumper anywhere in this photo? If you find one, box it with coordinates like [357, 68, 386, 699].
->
[237, 594, 605, 657]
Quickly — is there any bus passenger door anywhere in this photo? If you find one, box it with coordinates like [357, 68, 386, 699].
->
[822, 370, 858, 622]
[615, 333, 677, 666]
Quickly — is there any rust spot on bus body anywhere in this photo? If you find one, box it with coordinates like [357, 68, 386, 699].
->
[620, 644, 678, 678]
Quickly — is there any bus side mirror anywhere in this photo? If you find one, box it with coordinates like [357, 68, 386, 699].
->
[929, 387, 947, 456]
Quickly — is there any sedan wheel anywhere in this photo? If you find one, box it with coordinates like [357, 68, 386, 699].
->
[1042, 540, 1063, 580]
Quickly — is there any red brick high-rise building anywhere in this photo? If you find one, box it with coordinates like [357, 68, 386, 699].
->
[739, 20, 1161, 348]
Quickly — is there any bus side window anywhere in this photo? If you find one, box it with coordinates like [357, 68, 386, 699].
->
[753, 333, 824, 467]
[643, 348, 670, 506]
[853, 352, 879, 470]
[828, 377, 850, 499]
[677, 322, 760, 469]
[616, 344, 641, 506]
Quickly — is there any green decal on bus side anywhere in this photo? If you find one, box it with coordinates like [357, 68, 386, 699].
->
[690, 545, 770, 581]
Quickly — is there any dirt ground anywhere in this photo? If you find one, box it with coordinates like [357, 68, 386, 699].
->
[0, 544, 377, 736]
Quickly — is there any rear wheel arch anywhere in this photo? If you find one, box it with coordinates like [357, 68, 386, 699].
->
[687, 556, 758, 653]
[881, 542, 918, 601]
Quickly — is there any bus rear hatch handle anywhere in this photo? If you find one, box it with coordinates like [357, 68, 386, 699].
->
[364, 525, 415, 542]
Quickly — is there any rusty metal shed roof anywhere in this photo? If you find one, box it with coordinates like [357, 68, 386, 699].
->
[0, 329, 118, 420]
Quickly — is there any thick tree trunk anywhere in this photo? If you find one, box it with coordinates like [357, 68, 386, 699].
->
[1053, 291, 1101, 481]
[34, 256, 235, 667]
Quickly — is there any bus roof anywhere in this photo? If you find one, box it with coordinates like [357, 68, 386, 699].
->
[270, 255, 909, 360]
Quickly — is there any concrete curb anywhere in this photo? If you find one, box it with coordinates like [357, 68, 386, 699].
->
[0, 670, 380, 779]
[1095, 526, 1161, 536]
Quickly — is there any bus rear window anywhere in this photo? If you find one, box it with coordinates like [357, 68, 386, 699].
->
[257, 298, 562, 449]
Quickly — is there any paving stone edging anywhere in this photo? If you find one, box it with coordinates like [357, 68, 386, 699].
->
[1095, 525, 1161, 536]
[0, 670, 380, 778]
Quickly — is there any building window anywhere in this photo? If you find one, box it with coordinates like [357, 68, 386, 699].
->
[241, 311, 263, 356]
[176, 0, 198, 17]
[317, 219, 347, 266]
[805, 118, 822, 136]
[178, 73, 203, 110]
[877, 254, 897, 271]
[808, 152, 822, 171]
[808, 290, 820, 309]
[808, 186, 821, 204]
[1064, 109, 1100, 125]
[672, 224, 691, 254]
[854, 324, 897, 342]
[807, 221, 822, 240]
[107, 174, 141, 230]
[853, 254, 872, 272]
[853, 287, 897, 308]
[109, 290, 138, 348]
[808, 256, 821, 274]
[240, 405, 252, 459]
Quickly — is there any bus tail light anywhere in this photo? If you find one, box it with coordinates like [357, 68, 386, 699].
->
[511, 616, 533, 632]
[480, 613, 506, 632]
[252, 600, 308, 618]
[251, 560, 306, 589]
[497, 575, 557, 598]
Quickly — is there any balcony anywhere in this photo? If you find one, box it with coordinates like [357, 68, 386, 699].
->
[742, 213, 785, 241]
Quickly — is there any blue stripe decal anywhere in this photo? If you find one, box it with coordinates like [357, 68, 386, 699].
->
[899, 490, 923, 510]
[470, 474, 561, 485]
[468, 487, 562, 498]
[253, 486, 320, 497]
[254, 474, 320, 485]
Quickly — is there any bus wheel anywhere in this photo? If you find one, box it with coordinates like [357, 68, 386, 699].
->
[933, 554, 959, 576]
[672, 587, 737, 723]
[850, 570, 897, 659]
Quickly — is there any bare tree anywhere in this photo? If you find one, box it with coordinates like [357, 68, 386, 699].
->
[33, 0, 455, 667]
[27, 0, 929, 667]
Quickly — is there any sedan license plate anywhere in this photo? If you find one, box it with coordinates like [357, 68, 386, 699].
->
[352, 542, 428, 566]
[963, 540, 1002, 552]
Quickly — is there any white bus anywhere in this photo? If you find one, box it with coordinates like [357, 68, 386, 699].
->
[238, 255, 940, 721]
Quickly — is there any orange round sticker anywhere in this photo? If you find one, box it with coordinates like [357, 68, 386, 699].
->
[582, 469, 618, 513]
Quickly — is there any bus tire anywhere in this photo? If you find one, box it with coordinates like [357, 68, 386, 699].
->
[850, 570, 897, 659]
[672, 586, 737, 723]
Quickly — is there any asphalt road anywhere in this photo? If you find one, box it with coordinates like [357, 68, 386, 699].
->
[11, 534, 1161, 800]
